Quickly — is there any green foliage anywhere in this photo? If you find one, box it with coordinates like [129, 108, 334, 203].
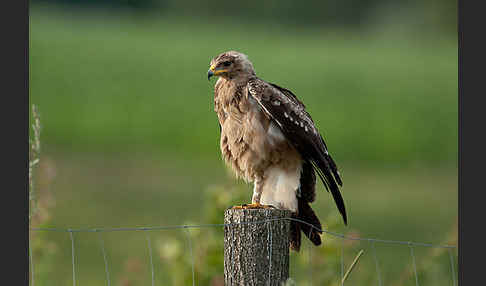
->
[29, 105, 41, 220]
[30, 105, 61, 286]
[149, 183, 457, 285]
[151, 183, 356, 285]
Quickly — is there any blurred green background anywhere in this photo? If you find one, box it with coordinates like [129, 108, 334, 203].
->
[29, 0, 457, 285]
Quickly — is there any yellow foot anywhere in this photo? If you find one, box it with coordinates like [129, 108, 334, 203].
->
[231, 203, 275, 210]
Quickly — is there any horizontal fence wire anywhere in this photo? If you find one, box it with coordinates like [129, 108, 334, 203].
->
[30, 217, 457, 249]
[30, 217, 457, 286]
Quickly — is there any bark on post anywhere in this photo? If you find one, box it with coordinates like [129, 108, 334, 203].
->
[224, 208, 292, 286]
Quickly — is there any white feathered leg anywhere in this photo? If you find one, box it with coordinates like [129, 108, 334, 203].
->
[251, 177, 264, 204]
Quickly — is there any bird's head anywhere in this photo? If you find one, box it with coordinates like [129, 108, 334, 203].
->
[208, 51, 255, 81]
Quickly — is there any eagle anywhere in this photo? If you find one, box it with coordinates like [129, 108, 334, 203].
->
[208, 51, 347, 251]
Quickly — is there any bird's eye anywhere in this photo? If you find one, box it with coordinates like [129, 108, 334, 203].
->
[222, 61, 232, 67]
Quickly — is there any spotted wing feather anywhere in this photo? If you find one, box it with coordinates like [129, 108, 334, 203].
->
[247, 78, 347, 225]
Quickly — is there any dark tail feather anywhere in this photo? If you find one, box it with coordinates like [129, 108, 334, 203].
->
[313, 160, 348, 225]
[299, 199, 322, 246]
[325, 153, 342, 186]
[289, 213, 302, 251]
[319, 135, 343, 186]
[289, 199, 323, 252]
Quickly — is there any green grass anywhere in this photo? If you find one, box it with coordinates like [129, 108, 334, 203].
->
[29, 6, 457, 167]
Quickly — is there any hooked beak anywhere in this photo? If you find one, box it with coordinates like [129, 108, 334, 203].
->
[208, 64, 216, 81]
[207, 69, 214, 81]
[207, 64, 228, 81]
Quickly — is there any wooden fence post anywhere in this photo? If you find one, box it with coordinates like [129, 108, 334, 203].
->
[224, 208, 292, 286]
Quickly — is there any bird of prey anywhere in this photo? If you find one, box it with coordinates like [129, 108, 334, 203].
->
[208, 51, 347, 251]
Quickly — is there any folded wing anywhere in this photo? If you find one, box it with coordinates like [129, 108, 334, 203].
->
[247, 78, 347, 224]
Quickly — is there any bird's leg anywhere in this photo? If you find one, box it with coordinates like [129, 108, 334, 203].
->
[232, 177, 273, 209]
[251, 177, 263, 204]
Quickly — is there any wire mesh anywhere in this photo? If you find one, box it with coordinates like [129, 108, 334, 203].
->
[30, 217, 457, 285]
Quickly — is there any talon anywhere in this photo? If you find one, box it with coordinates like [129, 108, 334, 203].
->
[230, 203, 274, 209]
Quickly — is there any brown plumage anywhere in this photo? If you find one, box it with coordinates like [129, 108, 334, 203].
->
[208, 51, 347, 251]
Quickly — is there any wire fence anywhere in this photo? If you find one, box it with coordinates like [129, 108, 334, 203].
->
[29, 217, 457, 286]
